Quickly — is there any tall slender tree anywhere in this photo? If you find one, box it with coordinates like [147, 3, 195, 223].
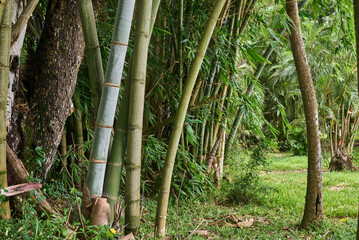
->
[155, 0, 226, 236]
[0, 0, 12, 219]
[286, 0, 323, 228]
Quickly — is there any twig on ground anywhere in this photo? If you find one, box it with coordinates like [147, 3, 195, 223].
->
[183, 219, 204, 240]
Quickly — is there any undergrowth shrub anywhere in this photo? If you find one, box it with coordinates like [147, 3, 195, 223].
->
[142, 135, 211, 198]
[226, 141, 273, 204]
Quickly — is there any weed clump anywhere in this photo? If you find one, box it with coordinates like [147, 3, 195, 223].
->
[226, 142, 273, 204]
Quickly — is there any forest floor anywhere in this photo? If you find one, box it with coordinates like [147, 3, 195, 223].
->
[140, 153, 359, 239]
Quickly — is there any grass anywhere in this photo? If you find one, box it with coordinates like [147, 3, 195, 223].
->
[1, 152, 358, 239]
[138, 153, 359, 239]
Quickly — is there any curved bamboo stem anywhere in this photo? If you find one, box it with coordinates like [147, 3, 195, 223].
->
[154, 0, 226, 236]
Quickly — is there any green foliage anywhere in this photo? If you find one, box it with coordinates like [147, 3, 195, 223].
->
[288, 125, 308, 155]
[0, 199, 66, 239]
[142, 135, 211, 197]
[226, 142, 272, 204]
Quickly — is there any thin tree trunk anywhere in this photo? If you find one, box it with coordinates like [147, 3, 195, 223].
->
[0, 0, 12, 219]
[155, 0, 226, 236]
[85, 0, 135, 197]
[77, 0, 105, 113]
[286, 0, 323, 228]
[125, 0, 152, 234]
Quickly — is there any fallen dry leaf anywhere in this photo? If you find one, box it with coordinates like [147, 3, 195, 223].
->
[188, 230, 210, 238]
[330, 184, 346, 191]
[237, 218, 254, 227]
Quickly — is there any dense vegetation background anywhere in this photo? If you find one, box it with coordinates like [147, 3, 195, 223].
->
[0, 0, 359, 238]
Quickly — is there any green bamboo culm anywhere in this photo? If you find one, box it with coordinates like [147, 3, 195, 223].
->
[102, 63, 132, 224]
[77, 0, 105, 114]
[103, 0, 161, 225]
[154, 0, 226, 237]
[124, 0, 153, 234]
[11, 0, 39, 46]
[0, 0, 8, 22]
[85, 0, 136, 197]
[0, 0, 12, 220]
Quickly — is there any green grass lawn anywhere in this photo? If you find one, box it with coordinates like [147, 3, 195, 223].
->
[139, 153, 359, 239]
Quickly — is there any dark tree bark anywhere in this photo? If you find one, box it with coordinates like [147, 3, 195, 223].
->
[22, 0, 85, 180]
[286, 0, 323, 228]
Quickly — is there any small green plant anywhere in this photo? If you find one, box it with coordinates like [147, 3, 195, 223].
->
[226, 142, 273, 204]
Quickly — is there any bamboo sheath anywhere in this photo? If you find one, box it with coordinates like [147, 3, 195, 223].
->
[86, 0, 135, 197]
[0, 0, 12, 219]
[155, 0, 226, 236]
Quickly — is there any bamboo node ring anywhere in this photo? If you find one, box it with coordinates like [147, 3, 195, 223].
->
[103, 82, 121, 88]
[89, 159, 107, 164]
[111, 41, 128, 46]
[95, 122, 113, 129]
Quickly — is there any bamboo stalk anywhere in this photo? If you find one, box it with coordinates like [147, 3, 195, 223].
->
[124, 0, 152, 234]
[0, 0, 12, 220]
[103, 0, 161, 225]
[0, 0, 8, 22]
[155, 0, 226, 236]
[85, 0, 136, 197]
[11, 0, 39, 47]
[78, 0, 105, 113]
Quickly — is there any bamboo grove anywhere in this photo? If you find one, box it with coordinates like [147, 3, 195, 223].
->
[2, 0, 359, 238]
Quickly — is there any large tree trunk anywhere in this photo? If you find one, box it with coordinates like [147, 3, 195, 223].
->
[22, 0, 85, 180]
[286, 0, 323, 228]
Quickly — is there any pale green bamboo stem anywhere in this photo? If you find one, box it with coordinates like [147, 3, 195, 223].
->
[85, 0, 136, 197]
[103, 62, 131, 224]
[150, 0, 161, 34]
[103, 0, 161, 225]
[0, 0, 12, 220]
[125, 0, 152, 234]
[78, 0, 105, 113]
[154, 0, 226, 236]
[11, 0, 39, 47]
